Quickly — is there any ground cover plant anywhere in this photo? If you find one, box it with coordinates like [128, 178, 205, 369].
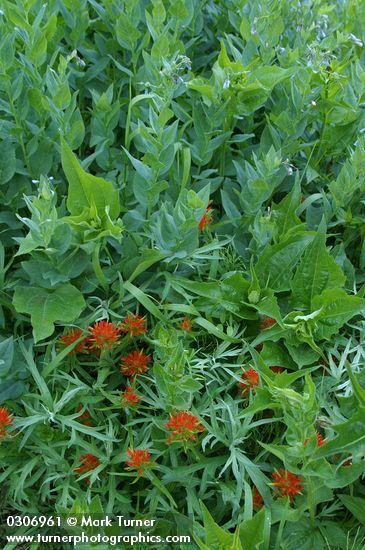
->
[0, 0, 365, 548]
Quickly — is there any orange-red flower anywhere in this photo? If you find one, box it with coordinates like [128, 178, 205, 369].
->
[88, 320, 121, 350]
[260, 318, 277, 330]
[76, 405, 93, 427]
[59, 328, 88, 354]
[125, 448, 151, 476]
[121, 386, 140, 407]
[120, 314, 147, 337]
[165, 411, 205, 444]
[304, 431, 325, 447]
[252, 486, 264, 510]
[198, 202, 213, 231]
[0, 405, 13, 438]
[74, 454, 100, 484]
[180, 317, 192, 331]
[120, 350, 151, 377]
[239, 368, 259, 396]
[271, 469, 303, 502]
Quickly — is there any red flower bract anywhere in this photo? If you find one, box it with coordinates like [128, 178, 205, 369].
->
[239, 368, 259, 396]
[180, 317, 192, 331]
[260, 318, 277, 330]
[88, 320, 121, 350]
[252, 486, 264, 510]
[304, 431, 325, 447]
[125, 448, 151, 476]
[120, 314, 146, 337]
[270, 366, 283, 374]
[76, 405, 93, 427]
[0, 405, 13, 438]
[59, 328, 88, 354]
[198, 201, 213, 231]
[121, 386, 140, 407]
[165, 411, 205, 444]
[271, 469, 303, 502]
[74, 454, 100, 484]
[120, 350, 151, 377]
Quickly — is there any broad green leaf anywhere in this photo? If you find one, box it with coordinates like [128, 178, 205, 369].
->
[13, 284, 85, 342]
[313, 289, 365, 339]
[238, 507, 270, 550]
[61, 137, 120, 220]
[291, 222, 345, 309]
[338, 495, 365, 525]
[256, 233, 313, 291]
[272, 178, 303, 238]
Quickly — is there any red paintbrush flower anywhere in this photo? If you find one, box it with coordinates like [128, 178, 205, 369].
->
[239, 368, 259, 396]
[165, 411, 205, 444]
[260, 318, 277, 330]
[180, 317, 192, 331]
[198, 201, 213, 231]
[120, 350, 151, 377]
[125, 448, 151, 476]
[88, 320, 121, 350]
[252, 486, 264, 510]
[120, 314, 147, 337]
[121, 386, 140, 407]
[271, 469, 303, 502]
[304, 431, 325, 447]
[76, 405, 93, 427]
[0, 405, 13, 438]
[74, 454, 100, 484]
[59, 328, 88, 354]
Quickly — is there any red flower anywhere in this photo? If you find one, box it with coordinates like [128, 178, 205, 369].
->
[239, 368, 259, 396]
[120, 350, 151, 377]
[59, 328, 88, 354]
[260, 318, 277, 330]
[252, 487, 264, 510]
[271, 469, 303, 502]
[76, 405, 93, 427]
[180, 317, 192, 331]
[74, 454, 100, 484]
[120, 314, 146, 337]
[88, 320, 121, 350]
[198, 202, 213, 231]
[270, 366, 283, 374]
[165, 411, 205, 444]
[121, 386, 140, 407]
[343, 456, 352, 468]
[0, 405, 13, 438]
[125, 448, 151, 476]
[304, 431, 325, 447]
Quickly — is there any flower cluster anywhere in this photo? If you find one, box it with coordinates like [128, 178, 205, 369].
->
[198, 201, 213, 231]
[120, 314, 147, 337]
[304, 431, 325, 447]
[121, 386, 140, 407]
[0, 406, 13, 439]
[120, 350, 151, 378]
[239, 368, 259, 396]
[125, 448, 151, 476]
[260, 318, 277, 330]
[180, 317, 192, 331]
[74, 454, 100, 484]
[88, 320, 121, 350]
[271, 469, 303, 502]
[59, 328, 88, 354]
[165, 411, 205, 444]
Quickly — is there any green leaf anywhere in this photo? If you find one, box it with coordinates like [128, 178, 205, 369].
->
[291, 221, 346, 309]
[61, 137, 120, 220]
[313, 289, 365, 339]
[272, 178, 303, 238]
[238, 507, 271, 550]
[338, 495, 365, 525]
[13, 284, 85, 342]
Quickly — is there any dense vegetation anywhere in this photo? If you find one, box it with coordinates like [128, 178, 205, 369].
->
[0, 0, 364, 548]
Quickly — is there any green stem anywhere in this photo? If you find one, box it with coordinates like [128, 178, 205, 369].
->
[307, 477, 316, 527]
[92, 243, 108, 292]
[274, 498, 289, 550]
